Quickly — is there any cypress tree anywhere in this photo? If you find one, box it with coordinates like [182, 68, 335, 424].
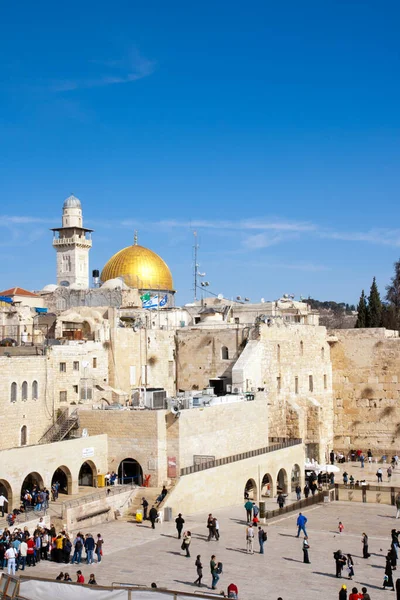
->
[367, 276, 382, 327]
[355, 290, 368, 328]
[386, 259, 400, 309]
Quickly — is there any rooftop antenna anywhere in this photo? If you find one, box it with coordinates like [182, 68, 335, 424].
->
[193, 231, 198, 301]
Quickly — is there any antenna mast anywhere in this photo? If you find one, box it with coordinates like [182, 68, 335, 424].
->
[193, 231, 198, 301]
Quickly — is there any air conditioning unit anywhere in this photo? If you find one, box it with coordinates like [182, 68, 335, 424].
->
[233, 386, 242, 394]
[144, 389, 167, 409]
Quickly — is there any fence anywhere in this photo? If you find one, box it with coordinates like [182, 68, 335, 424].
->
[264, 487, 334, 520]
[334, 483, 399, 506]
[180, 438, 302, 476]
[0, 324, 49, 347]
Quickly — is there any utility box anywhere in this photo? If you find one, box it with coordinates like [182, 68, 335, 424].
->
[97, 474, 105, 488]
[164, 507, 172, 522]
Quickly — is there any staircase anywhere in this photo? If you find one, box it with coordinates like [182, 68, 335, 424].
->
[38, 409, 80, 444]
[127, 483, 176, 519]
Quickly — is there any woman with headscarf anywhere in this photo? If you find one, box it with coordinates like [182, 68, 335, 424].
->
[384, 552, 395, 591]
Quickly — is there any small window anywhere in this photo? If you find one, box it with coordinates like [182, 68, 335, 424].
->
[194, 317, 201, 324]
[300, 341, 304, 356]
[93, 357, 97, 368]
[20, 425, 27, 446]
[60, 362, 67, 373]
[234, 317, 240, 324]
[21, 381, 28, 401]
[321, 346, 325, 359]
[60, 391, 67, 402]
[277, 344, 281, 362]
[309, 375, 313, 392]
[73, 361, 80, 371]
[32, 380, 38, 400]
[295, 376, 299, 394]
[324, 374, 327, 390]
[277, 376, 281, 393]
[80, 387, 93, 401]
[10, 382, 17, 403]
[73, 385, 79, 394]
[221, 346, 229, 360]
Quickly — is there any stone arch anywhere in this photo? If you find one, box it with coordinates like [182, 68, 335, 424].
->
[32, 380, 38, 400]
[20, 425, 27, 446]
[52, 465, 73, 495]
[82, 321, 92, 339]
[244, 477, 257, 501]
[221, 346, 229, 360]
[78, 460, 97, 487]
[10, 382, 17, 403]
[291, 463, 301, 492]
[276, 468, 288, 494]
[261, 473, 273, 498]
[0, 479, 13, 510]
[21, 472, 44, 497]
[118, 458, 143, 486]
[21, 381, 28, 401]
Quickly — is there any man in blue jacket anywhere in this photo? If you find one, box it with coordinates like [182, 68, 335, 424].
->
[296, 513, 308, 537]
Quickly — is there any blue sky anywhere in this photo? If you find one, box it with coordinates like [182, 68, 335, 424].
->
[1, 1, 399, 304]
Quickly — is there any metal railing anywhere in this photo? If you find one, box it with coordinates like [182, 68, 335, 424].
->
[61, 482, 137, 514]
[264, 488, 331, 519]
[180, 438, 302, 476]
[38, 408, 79, 444]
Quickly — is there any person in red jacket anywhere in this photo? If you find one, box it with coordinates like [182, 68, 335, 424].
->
[349, 587, 362, 600]
[227, 583, 238, 599]
[27, 537, 36, 567]
[76, 570, 85, 584]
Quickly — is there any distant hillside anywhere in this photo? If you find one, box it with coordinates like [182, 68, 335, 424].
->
[307, 298, 357, 329]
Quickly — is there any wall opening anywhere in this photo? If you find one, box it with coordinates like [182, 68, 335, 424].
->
[118, 458, 143, 486]
[20, 425, 27, 446]
[276, 468, 288, 494]
[291, 464, 301, 492]
[244, 478, 257, 501]
[300, 341, 304, 356]
[10, 382, 17, 403]
[52, 466, 73, 495]
[78, 461, 96, 487]
[21, 381, 28, 401]
[261, 473, 273, 498]
[0, 479, 13, 511]
[32, 380, 38, 400]
[277, 344, 281, 362]
[21, 472, 44, 498]
[221, 346, 229, 360]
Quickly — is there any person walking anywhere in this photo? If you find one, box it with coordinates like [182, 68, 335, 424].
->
[194, 555, 203, 587]
[149, 505, 158, 529]
[258, 526, 267, 554]
[210, 554, 219, 590]
[347, 554, 354, 580]
[296, 512, 308, 537]
[181, 531, 191, 557]
[84, 534, 95, 565]
[295, 485, 301, 500]
[304, 483, 310, 498]
[141, 497, 149, 520]
[302, 536, 310, 564]
[384, 552, 395, 590]
[334, 549, 346, 577]
[277, 493, 285, 509]
[388, 466, 393, 483]
[244, 500, 253, 523]
[339, 584, 347, 600]
[360, 454, 365, 468]
[362, 533, 370, 559]
[5, 545, 17, 575]
[207, 514, 215, 541]
[175, 513, 185, 539]
[213, 518, 220, 541]
[377, 468, 383, 483]
[396, 494, 400, 519]
[246, 524, 254, 554]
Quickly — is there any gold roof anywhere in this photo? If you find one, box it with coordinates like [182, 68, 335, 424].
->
[101, 243, 174, 291]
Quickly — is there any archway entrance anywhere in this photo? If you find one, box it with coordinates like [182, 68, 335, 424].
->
[78, 461, 96, 487]
[52, 466, 72, 495]
[0, 479, 13, 511]
[291, 464, 301, 492]
[21, 472, 44, 496]
[118, 458, 143, 486]
[244, 478, 257, 501]
[261, 473, 273, 498]
[276, 468, 288, 494]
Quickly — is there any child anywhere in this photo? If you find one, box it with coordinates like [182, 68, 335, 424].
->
[252, 515, 259, 527]
[339, 521, 344, 534]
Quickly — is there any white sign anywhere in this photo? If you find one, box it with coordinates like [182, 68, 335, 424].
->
[82, 447, 94, 459]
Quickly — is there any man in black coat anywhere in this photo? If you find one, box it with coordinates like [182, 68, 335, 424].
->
[141, 497, 149, 520]
[175, 513, 185, 539]
[149, 505, 158, 529]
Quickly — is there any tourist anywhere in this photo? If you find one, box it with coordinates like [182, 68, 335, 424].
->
[396, 578, 400, 600]
[347, 554, 354, 580]
[181, 531, 191, 557]
[362, 533, 370, 558]
[361, 587, 371, 600]
[0, 493, 8, 518]
[175, 513, 185, 539]
[349, 587, 362, 600]
[71, 533, 83, 564]
[392, 529, 400, 557]
[367, 449, 372, 463]
[5, 545, 17, 575]
[252, 503, 259, 519]
[194, 554, 203, 587]
[88, 573, 97, 585]
[56, 571, 64, 580]
[330, 450, 335, 464]
[384, 551, 395, 590]
[213, 517, 220, 540]
[377, 468, 383, 483]
[304, 483, 310, 498]
[296, 512, 308, 537]
[149, 505, 158, 529]
[63, 535, 72, 564]
[302, 536, 310, 564]
[388, 466, 393, 482]
[343, 472, 348, 486]
[277, 493, 285, 509]
[244, 500, 253, 522]
[64, 572, 72, 581]
[141, 497, 149, 520]
[27, 536, 36, 566]
[396, 495, 400, 519]
[246, 524, 254, 554]
[334, 549, 346, 577]
[210, 554, 219, 590]
[19, 538, 27, 570]
[76, 570, 85, 584]
[360, 454, 365, 468]
[339, 584, 347, 599]
[95, 534, 103, 563]
[227, 582, 239, 599]
[84, 533, 95, 564]
[295, 484, 301, 500]
[339, 521, 344, 534]
[258, 526, 267, 554]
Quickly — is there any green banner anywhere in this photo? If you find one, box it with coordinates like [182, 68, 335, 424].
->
[140, 292, 151, 302]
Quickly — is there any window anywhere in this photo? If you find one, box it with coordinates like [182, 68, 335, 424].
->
[32, 380, 38, 400]
[277, 376, 281, 393]
[324, 374, 327, 390]
[309, 375, 313, 392]
[20, 425, 27, 446]
[80, 387, 93, 401]
[295, 376, 299, 395]
[92, 357, 97, 368]
[10, 382, 17, 403]
[73, 361, 80, 371]
[321, 346, 325, 360]
[60, 362, 67, 373]
[234, 317, 240, 324]
[300, 341, 304, 356]
[277, 344, 281, 362]
[60, 391, 67, 402]
[73, 385, 79, 394]
[21, 381, 28, 401]
[221, 346, 229, 360]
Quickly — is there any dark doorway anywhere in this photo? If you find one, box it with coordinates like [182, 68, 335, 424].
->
[118, 458, 143, 485]
[209, 378, 225, 396]
[52, 467, 70, 494]
[79, 462, 94, 486]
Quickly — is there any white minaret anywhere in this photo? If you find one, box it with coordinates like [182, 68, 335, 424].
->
[51, 195, 93, 289]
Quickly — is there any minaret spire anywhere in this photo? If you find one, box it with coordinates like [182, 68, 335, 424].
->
[134, 230, 138, 245]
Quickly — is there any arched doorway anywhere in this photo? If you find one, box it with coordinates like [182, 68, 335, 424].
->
[276, 468, 288, 494]
[78, 461, 96, 487]
[0, 479, 13, 511]
[291, 464, 301, 492]
[261, 473, 273, 498]
[21, 472, 44, 499]
[20, 425, 28, 446]
[244, 478, 257, 501]
[118, 458, 143, 486]
[52, 466, 72, 495]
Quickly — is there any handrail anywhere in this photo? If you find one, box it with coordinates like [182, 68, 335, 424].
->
[180, 438, 302, 476]
[61, 482, 137, 513]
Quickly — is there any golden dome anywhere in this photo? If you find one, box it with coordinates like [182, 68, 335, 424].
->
[101, 243, 174, 291]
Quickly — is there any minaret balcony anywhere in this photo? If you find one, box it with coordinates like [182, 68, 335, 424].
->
[53, 235, 92, 248]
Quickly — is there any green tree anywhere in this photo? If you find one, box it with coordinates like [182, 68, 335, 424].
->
[367, 277, 382, 327]
[386, 259, 400, 309]
[355, 290, 368, 328]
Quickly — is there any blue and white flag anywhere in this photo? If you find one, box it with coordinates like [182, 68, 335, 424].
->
[159, 294, 168, 307]
[142, 295, 159, 309]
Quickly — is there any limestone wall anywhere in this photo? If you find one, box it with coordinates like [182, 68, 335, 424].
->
[63, 487, 138, 531]
[331, 328, 400, 453]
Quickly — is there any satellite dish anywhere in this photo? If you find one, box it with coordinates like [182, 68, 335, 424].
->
[82, 361, 89, 368]
[261, 298, 265, 303]
[171, 405, 180, 415]
[236, 296, 242, 301]
[217, 294, 223, 300]
[244, 297, 250, 302]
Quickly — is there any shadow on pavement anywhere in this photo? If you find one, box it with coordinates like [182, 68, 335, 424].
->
[283, 557, 304, 563]
[312, 571, 339, 579]
[226, 547, 249, 554]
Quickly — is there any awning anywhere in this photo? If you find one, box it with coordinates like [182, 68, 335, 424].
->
[95, 383, 129, 396]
